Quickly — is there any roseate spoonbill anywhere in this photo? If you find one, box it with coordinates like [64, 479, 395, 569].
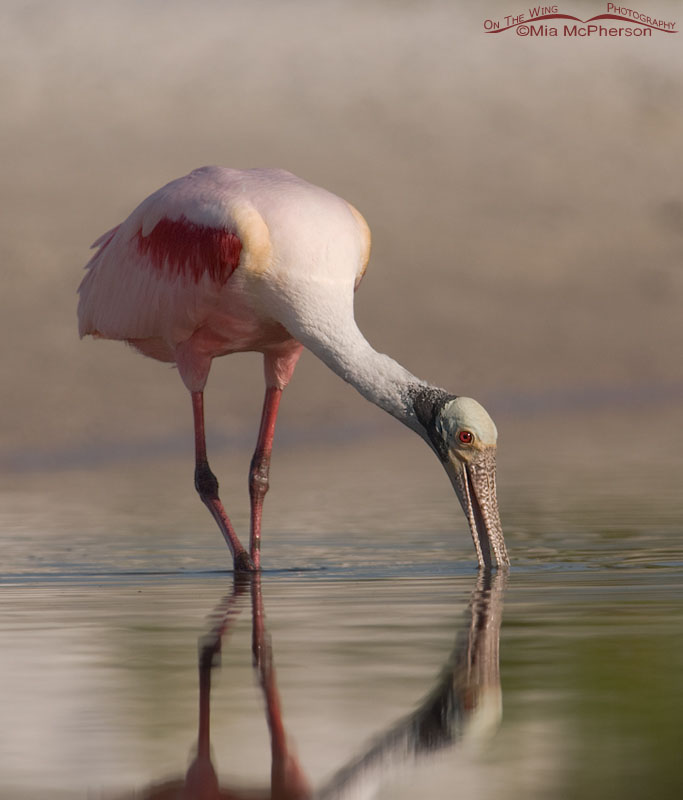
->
[77, 167, 508, 571]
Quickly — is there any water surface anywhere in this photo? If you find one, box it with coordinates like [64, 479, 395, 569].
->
[1, 436, 682, 799]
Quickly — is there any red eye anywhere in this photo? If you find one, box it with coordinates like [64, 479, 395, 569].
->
[458, 430, 474, 444]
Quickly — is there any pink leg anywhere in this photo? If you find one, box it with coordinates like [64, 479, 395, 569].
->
[248, 386, 282, 569]
[192, 391, 254, 572]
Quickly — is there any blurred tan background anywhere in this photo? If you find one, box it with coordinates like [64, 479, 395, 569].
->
[1, 0, 682, 470]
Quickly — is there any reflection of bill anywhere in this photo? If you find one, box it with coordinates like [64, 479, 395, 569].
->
[116, 571, 506, 799]
[318, 570, 507, 799]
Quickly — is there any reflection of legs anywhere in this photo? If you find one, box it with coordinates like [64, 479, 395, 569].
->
[251, 575, 311, 799]
[249, 387, 282, 570]
[183, 642, 221, 797]
[186, 579, 250, 796]
[192, 390, 254, 572]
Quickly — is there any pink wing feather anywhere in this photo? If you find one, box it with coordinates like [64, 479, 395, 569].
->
[77, 173, 243, 352]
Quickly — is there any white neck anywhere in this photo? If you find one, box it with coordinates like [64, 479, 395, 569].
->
[298, 317, 427, 435]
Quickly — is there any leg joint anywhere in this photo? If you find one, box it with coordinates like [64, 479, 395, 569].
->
[195, 461, 219, 499]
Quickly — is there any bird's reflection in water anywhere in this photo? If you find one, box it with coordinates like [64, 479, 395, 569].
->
[317, 570, 506, 799]
[121, 571, 506, 800]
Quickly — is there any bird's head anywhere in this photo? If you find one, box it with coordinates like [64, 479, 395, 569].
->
[412, 389, 509, 569]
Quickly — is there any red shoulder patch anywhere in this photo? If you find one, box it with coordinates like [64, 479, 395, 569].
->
[136, 215, 242, 286]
